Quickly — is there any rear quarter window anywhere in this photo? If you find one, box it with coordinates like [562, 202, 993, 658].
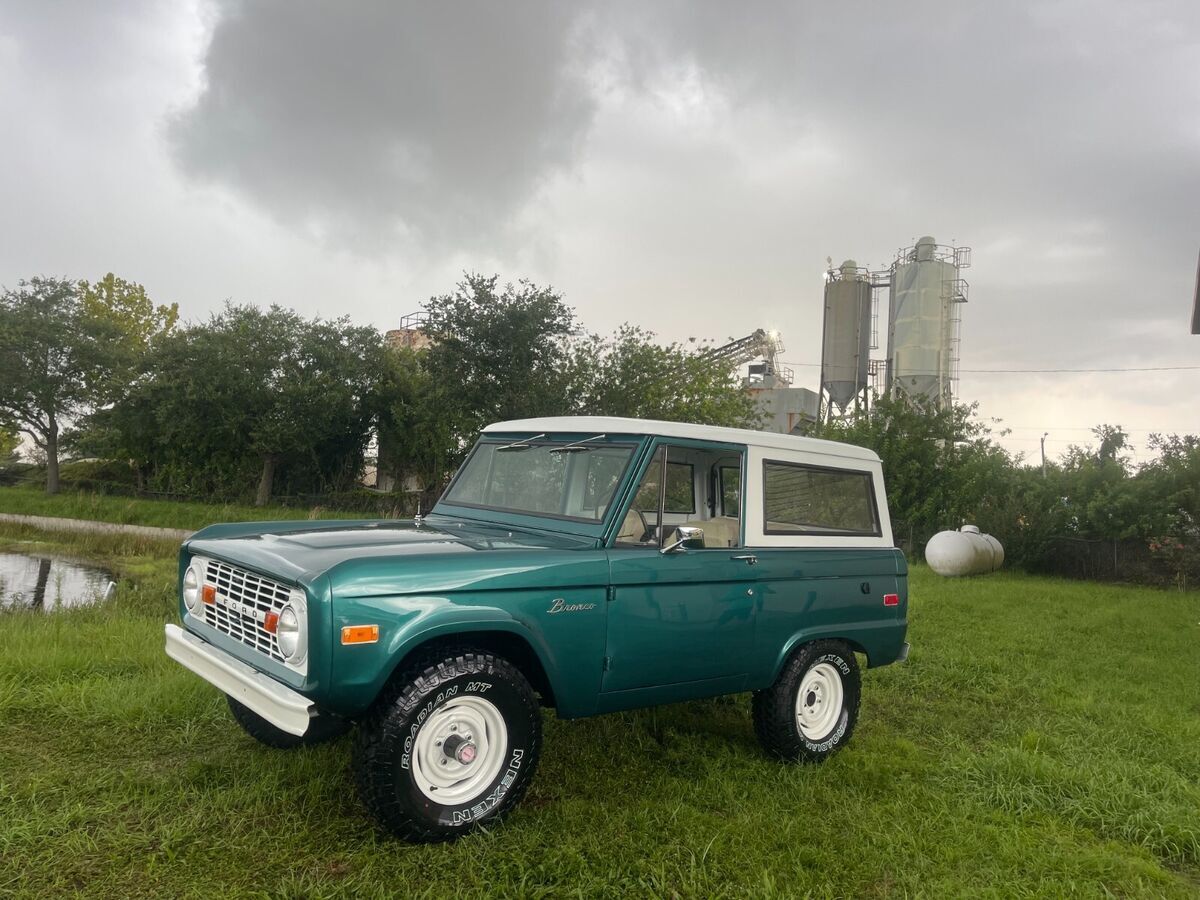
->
[762, 460, 880, 536]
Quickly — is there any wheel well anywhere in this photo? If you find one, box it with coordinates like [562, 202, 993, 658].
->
[781, 636, 871, 675]
[841, 639, 870, 664]
[393, 631, 557, 709]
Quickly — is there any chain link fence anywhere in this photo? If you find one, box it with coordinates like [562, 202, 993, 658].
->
[1038, 536, 1198, 590]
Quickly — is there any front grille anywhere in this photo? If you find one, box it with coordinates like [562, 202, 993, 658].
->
[199, 558, 292, 663]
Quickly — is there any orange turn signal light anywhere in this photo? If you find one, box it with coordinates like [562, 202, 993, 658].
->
[264, 611, 279, 634]
[201, 585, 216, 605]
[341, 625, 379, 645]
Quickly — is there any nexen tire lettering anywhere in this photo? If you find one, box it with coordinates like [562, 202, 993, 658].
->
[355, 648, 542, 842]
[450, 748, 525, 825]
[814, 653, 851, 676]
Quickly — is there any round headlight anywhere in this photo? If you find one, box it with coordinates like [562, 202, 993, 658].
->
[277, 604, 302, 660]
[183, 565, 200, 610]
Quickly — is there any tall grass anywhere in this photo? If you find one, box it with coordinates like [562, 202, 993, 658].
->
[0, 486, 374, 531]
[1, 524, 1198, 897]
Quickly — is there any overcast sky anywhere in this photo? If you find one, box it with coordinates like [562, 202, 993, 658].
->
[2, 0, 1197, 461]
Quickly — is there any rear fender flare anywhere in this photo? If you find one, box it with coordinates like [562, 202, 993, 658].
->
[771, 629, 870, 683]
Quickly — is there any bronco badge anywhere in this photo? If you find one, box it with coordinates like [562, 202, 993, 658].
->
[547, 598, 596, 614]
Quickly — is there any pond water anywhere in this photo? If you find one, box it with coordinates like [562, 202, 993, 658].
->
[0, 552, 114, 611]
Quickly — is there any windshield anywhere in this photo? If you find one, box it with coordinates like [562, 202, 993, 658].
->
[442, 439, 636, 522]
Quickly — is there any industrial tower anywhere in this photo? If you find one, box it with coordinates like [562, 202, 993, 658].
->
[820, 235, 971, 417]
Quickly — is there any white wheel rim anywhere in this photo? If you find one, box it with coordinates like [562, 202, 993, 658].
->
[411, 696, 508, 804]
[795, 662, 844, 741]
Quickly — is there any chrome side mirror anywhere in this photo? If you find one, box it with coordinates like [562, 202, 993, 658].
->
[661, 526, 704, 554]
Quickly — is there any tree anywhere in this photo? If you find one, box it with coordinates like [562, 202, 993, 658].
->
[0, 277, 119, 493]
[1137, 434, 1200, 587]
[70, 386, 161, 491]
[1139, 433, 1200, 535]
[93, 303, 383, 504]
[1092, 424, 1130, 466]
[65, 274, 178, 486]
[374, 346, 457, 498]
[421, 274, 578, 459]
[242, 308, 383, 505]
[1057, 425, 1137, 541]
[377, 277, 762, 491]
[569, 325, 760, 428]
[0, 427, 19, 463]
[79, 273, 178, 353]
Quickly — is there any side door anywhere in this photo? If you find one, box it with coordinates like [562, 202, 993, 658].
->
[601, 440, 758, 695]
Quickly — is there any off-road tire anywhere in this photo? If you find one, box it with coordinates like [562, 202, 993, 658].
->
[227, 696, 351, 749]
[752, 640, 861, 762]
[353, 647, 542, 843]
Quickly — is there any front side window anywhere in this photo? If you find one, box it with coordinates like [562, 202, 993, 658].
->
[443, 439, 634, 521]
[617, 446, 665, 546]
[633, 461, 694, 515]
[719, 465, 741, 518]
[615, 444, 743, 549]
[763, 461, 879, 536]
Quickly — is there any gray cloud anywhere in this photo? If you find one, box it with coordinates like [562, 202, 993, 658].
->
[2, 0, 1198, 458]
[170, 1, 594, 251]
[171, 2, 1200, 275]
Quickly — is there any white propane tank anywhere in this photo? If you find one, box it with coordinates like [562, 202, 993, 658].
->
[981, 532, 1004, 569]
[925, 525, 1005, 577]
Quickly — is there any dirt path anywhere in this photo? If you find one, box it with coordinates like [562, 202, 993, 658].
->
[0, 513, 192, 542]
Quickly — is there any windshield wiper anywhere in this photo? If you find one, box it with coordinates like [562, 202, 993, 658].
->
[496, 434, 546, 452]
[549, 434, 607, 453]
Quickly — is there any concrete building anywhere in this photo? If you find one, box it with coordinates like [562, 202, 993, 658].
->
[750, 382, 820, 435]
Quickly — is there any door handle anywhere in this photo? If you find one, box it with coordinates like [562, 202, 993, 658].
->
[732, 554, 758, 566]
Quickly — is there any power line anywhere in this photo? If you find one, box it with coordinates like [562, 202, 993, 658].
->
[1005, 425, 1160, 432]
[963, 365, 1198, 374]
[779, 361, 1200, 374]
[1004, 436, 1102, 443]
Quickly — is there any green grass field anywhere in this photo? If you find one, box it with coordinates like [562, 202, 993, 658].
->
[1, 521, 1198, 898]
[0, 486, 371, 531]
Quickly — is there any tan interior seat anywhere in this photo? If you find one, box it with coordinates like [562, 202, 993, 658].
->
[617, 508, 645, 542]
[681, 516, 739, 548]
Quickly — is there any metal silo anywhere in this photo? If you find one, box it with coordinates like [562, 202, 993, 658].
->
[884, 236, 970, 408]
[820, 260, 872, 419]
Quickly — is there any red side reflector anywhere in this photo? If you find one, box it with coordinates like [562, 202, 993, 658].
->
[883, 593, 899, 607]
[202, 585, 216, 605]
[342, 625, 379, 645]
[264, 611, 279, 634]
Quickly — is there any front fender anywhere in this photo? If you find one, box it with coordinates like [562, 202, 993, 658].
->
[322, 588, 606, 719]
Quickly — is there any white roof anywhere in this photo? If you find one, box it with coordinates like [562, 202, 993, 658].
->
[483, 416, 879, 462]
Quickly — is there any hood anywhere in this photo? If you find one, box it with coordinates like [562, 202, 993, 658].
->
[185, 516, 598, 587]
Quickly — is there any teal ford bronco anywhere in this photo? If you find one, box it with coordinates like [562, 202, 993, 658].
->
[165, 416, 909, 841]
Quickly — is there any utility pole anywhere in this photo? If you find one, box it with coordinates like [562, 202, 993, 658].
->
[1191, 247, 1199, 334]
[1040, 432, 1049, 478]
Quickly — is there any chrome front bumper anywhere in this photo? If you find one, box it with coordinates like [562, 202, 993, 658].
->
[165, 624, 314, 736]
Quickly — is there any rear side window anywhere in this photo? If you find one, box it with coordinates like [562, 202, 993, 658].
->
[762, 461, 879, 536]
